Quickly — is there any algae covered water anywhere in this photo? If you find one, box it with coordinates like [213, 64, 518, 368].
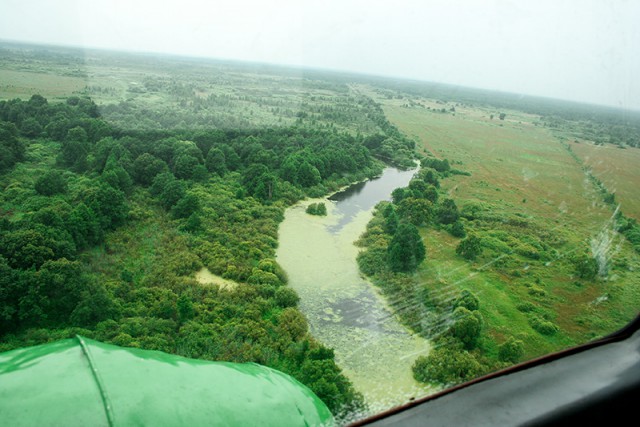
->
[277, 167, 432, 416]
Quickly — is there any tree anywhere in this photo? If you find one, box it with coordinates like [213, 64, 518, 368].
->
[59, 126, 91, 171]
[0, 228, 56, 269]
[34, 170, 67, 196]
[66, 203, 102, 248]
[253, 172, 278, 201]
[0, 121, 25, 172]
[388, 223, 426, 272]
[423, 158, 450, 173]
[181, 212, 202, 233]
[498, 337, 525, 363]
[177, 294, 195, 322]
[83, 182, 128, 229]
[391, 187, 412, 204]
[133, 153, 168, 186]
[151, 172, 176, 196]
[417, 168, 440, 188]
[456, 234, 483, 260]
[573, 253, 599, 279]
[437, 198, 459, 225]
[34, 258, 86, 325]
[20, 117, 43, 137]
[499, 113, 506, 120]
[275, 287, 300, 308]
[158, 178, 186, 209]
[397, 197, 433, 226]
[306, 203, 327, 216]
[454, 290, 479, 311]
[408, 178, 428, 195]
[296, 161, 321, 187]
[221, 145, 241, 171]
[173, 153, 201, 180]
[449, 306, 483, 349]
[0, 255, 19, 332]
[412, 347, 483, 386]
[298, 358, 364, 416]
[71, 281, 118, 326]
[242, 164, 269, 195]
[423, 185, 439, 203]
[172, 193, 200, 219]
[277, 308, 308, 341]
[205, 147, 227, 176]
[450, 221, 466, 238]
[384, 206, 399, 235]
[102, 154, 133, 194]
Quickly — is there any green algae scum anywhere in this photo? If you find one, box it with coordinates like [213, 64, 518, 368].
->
[277, 168, 433, 417]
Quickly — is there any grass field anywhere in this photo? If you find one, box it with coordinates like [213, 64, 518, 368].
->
[372, 89, 640, 360]
[379, 96, 613, 231]
[570, 141, 640, 221]
[0, 69, 87, 100]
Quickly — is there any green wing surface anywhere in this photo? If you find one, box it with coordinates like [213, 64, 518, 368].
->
[0, 336, 334, 426]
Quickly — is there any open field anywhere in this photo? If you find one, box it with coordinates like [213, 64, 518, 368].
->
[373, 89, 640, 358]
[570, 141, 640, 221]
[378, 94, 613, 231]
[0, 69, 87, 100]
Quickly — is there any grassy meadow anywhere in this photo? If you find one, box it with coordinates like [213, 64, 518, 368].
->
[0, 69, 87, 100]
[372, 90, 640, 360]
[570, 141, 640, 221]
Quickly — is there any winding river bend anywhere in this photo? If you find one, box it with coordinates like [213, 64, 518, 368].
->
[277, 167, 432, 415]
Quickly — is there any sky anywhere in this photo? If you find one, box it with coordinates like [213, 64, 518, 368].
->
[1, 0, 639, 110]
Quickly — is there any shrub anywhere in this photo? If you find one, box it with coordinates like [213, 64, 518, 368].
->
[527, 285, 547, 298]
[274, 287, 300, 308]
[412, 346, 483, 386]
[450, 221, 466, 238]
[454, 290, 480, 311]
[498, 337, 525, 363]
[306, 202, 327, 216]
[449, 307, 483, 349]
[573, 253, 599, 279]
[456, 235, 483, 260]
[516, 302, 537, 313]
[529, 316, 559, 335]
[357, 246, 388, 276]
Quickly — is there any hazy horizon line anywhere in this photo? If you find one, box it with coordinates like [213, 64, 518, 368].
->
[1, 37, 639, 115]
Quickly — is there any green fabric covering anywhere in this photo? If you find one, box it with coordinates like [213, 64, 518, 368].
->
[0, 336, 334, 426]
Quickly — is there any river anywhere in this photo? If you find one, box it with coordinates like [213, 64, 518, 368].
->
[276, 167, 433, 418]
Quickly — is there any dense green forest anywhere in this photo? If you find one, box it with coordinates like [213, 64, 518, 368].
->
[0, 94, 419, 417]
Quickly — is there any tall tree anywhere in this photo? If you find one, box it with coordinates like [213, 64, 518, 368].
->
[387, 223, 426, 272]
[456, 235, 483, 260]
[34, 170, 67, 196]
